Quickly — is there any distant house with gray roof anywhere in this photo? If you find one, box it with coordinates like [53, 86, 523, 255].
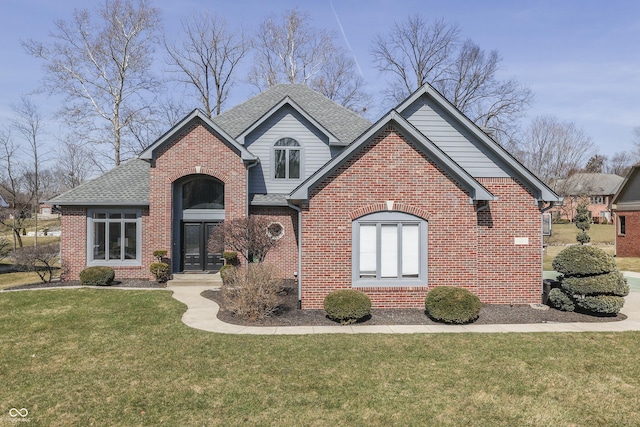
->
[550, 173, 623, 223]
[50, 83, 560, 308]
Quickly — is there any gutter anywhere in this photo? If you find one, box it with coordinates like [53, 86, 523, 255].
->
[287, 201, 303, 310]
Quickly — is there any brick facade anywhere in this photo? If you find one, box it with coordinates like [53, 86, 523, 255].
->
[249, 206, 299, 279]
[299, 126, 544, 309]
[615, 210, 640, 257]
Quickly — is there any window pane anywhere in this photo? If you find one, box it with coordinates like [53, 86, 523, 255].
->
[275, 149, 287, 178]
[93, 222, 106, 260]
[124, 222, 137, 260]
[402, 224, 420, 277]
[109, 213, 122, 219]
[275, 138, 299, 146]
[380, 224, 398, 278]
[289, 149, 300, 179]
[124, 213, 137, 219]
[359, 225, 377, 277]
[183, 178, 224, 209]
[109, 222, 122, 260]
[93, 213, 106, 219]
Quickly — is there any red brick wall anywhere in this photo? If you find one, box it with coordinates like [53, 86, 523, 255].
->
[60, 119, 248, 281]
[60, 206, 87, 280]
[249, 206, 299, 279]
[148, 120, 248, 275]
[477, 178, 543, 304]
[299, 125, 543, 308]
[615, 210, 640, 257]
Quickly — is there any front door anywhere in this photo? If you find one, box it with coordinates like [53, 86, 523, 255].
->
[182, 222, 223, 272]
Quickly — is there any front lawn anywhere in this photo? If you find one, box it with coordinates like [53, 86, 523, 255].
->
[2, 289, 640, 426]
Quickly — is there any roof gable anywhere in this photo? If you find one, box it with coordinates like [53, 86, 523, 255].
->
[236, 96, 340, 145]
[138, 109, 256, 162]
[290, 110, 495, 202]
[612, 166, 640, 207]
[396, 84, 560, 202]
[212, 84, 371, 143]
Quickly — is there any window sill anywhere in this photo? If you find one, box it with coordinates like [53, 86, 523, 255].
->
[87, 260, 142, 267]
[353, 279, 427, 288]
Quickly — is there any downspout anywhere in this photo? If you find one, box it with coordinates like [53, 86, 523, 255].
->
[288, 201, 303, 310]
[539, 200, 557, 303]
[245, 159, 259, 263]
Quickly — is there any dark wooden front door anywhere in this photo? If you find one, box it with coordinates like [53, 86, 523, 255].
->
[182, 222, 223, 272]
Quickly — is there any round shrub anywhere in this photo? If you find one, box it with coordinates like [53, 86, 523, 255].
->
[548, 287, 575, 312]
[79, 266, 115, 286]
[552, 245, 616, 276]
[324, 289, 371, 324]
[424, 286, 482, 324]
[149, 262, 170, 283]
[575, 295, 625, 315]
[561, 272, 629, 297]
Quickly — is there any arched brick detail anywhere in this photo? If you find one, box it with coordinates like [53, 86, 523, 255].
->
[167, 167, 229, 184]
[349, 202, 431, 220]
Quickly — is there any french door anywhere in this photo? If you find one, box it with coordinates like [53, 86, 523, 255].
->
[182, 221, 223, 272]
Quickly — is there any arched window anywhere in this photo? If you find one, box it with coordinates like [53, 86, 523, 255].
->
[274, 138, 300, 179]
[352, 211, 427, 286]
[182, 177, 224, 210]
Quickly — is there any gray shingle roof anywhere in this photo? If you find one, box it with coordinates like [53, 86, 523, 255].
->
[250, 194, 289, 206]
[48, 158, 150, 206]
[556, 173, 624, 196]
[212, 84, 371, 143]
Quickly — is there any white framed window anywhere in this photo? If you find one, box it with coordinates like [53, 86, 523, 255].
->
[352, 211, 427, 286]
[273, 138, 301, 179]
[87, 209, 142, 266]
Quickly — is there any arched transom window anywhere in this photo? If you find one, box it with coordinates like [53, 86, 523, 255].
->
[182, 177, 224, 210]
[274, 138, 300, 179]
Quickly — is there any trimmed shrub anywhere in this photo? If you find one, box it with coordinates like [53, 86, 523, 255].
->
[548, 288, 575, 312]
[552, 245, 616, 276]
[424, 286, 482, 324]
[149, 262, 170, 283]
[219, 264, 235, 283]
[562, 272, 629, 297]
[79, 266, 115, 286]
[222, 251, 239, 266]
[575, 295, 625, 315]
[324, 289, 372, 325]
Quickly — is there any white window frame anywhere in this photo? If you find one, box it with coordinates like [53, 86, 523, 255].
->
[87, 208, 142, 266]
[273, 138, 302, 180]
[352, 211, 427, 287]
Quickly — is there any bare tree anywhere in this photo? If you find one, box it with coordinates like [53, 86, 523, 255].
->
[606, 151, 635, 176]
[248, 8, 370, 111]
[55, 139, 95, 190]
[0, 130, 29, 248]
[11, 96, 45, 247]
[209, 217, 281, 263]
[13, 243, 60, 283]
[371, 16, 459, 101]
[371, 15, 532, 141]
[165, 12, 249, 117]
[23, 0, 162, 166]
[518, 115, 595, 187]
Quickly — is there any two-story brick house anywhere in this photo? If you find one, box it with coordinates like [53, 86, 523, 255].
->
[50, 83, 560, 308]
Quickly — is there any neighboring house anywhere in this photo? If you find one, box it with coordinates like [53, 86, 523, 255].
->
[550, 173, 623, 223]
[611, 165, 640, 257]
[0, 193, 7, 208]
[49, 83, 561, 308]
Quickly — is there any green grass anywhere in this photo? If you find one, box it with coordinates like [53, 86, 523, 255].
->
[544, 223, 640, 272]
[1, 289, 640, 426]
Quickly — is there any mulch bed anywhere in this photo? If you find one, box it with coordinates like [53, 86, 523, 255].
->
[202, 286, 627, 327]
[4, 279, 165, 291]
[6, 279, 627, 326]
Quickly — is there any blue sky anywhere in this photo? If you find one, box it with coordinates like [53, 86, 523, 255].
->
[1, 0, 639, 159]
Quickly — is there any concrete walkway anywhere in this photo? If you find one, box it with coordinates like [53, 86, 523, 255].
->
[169, 272, 640, 335]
